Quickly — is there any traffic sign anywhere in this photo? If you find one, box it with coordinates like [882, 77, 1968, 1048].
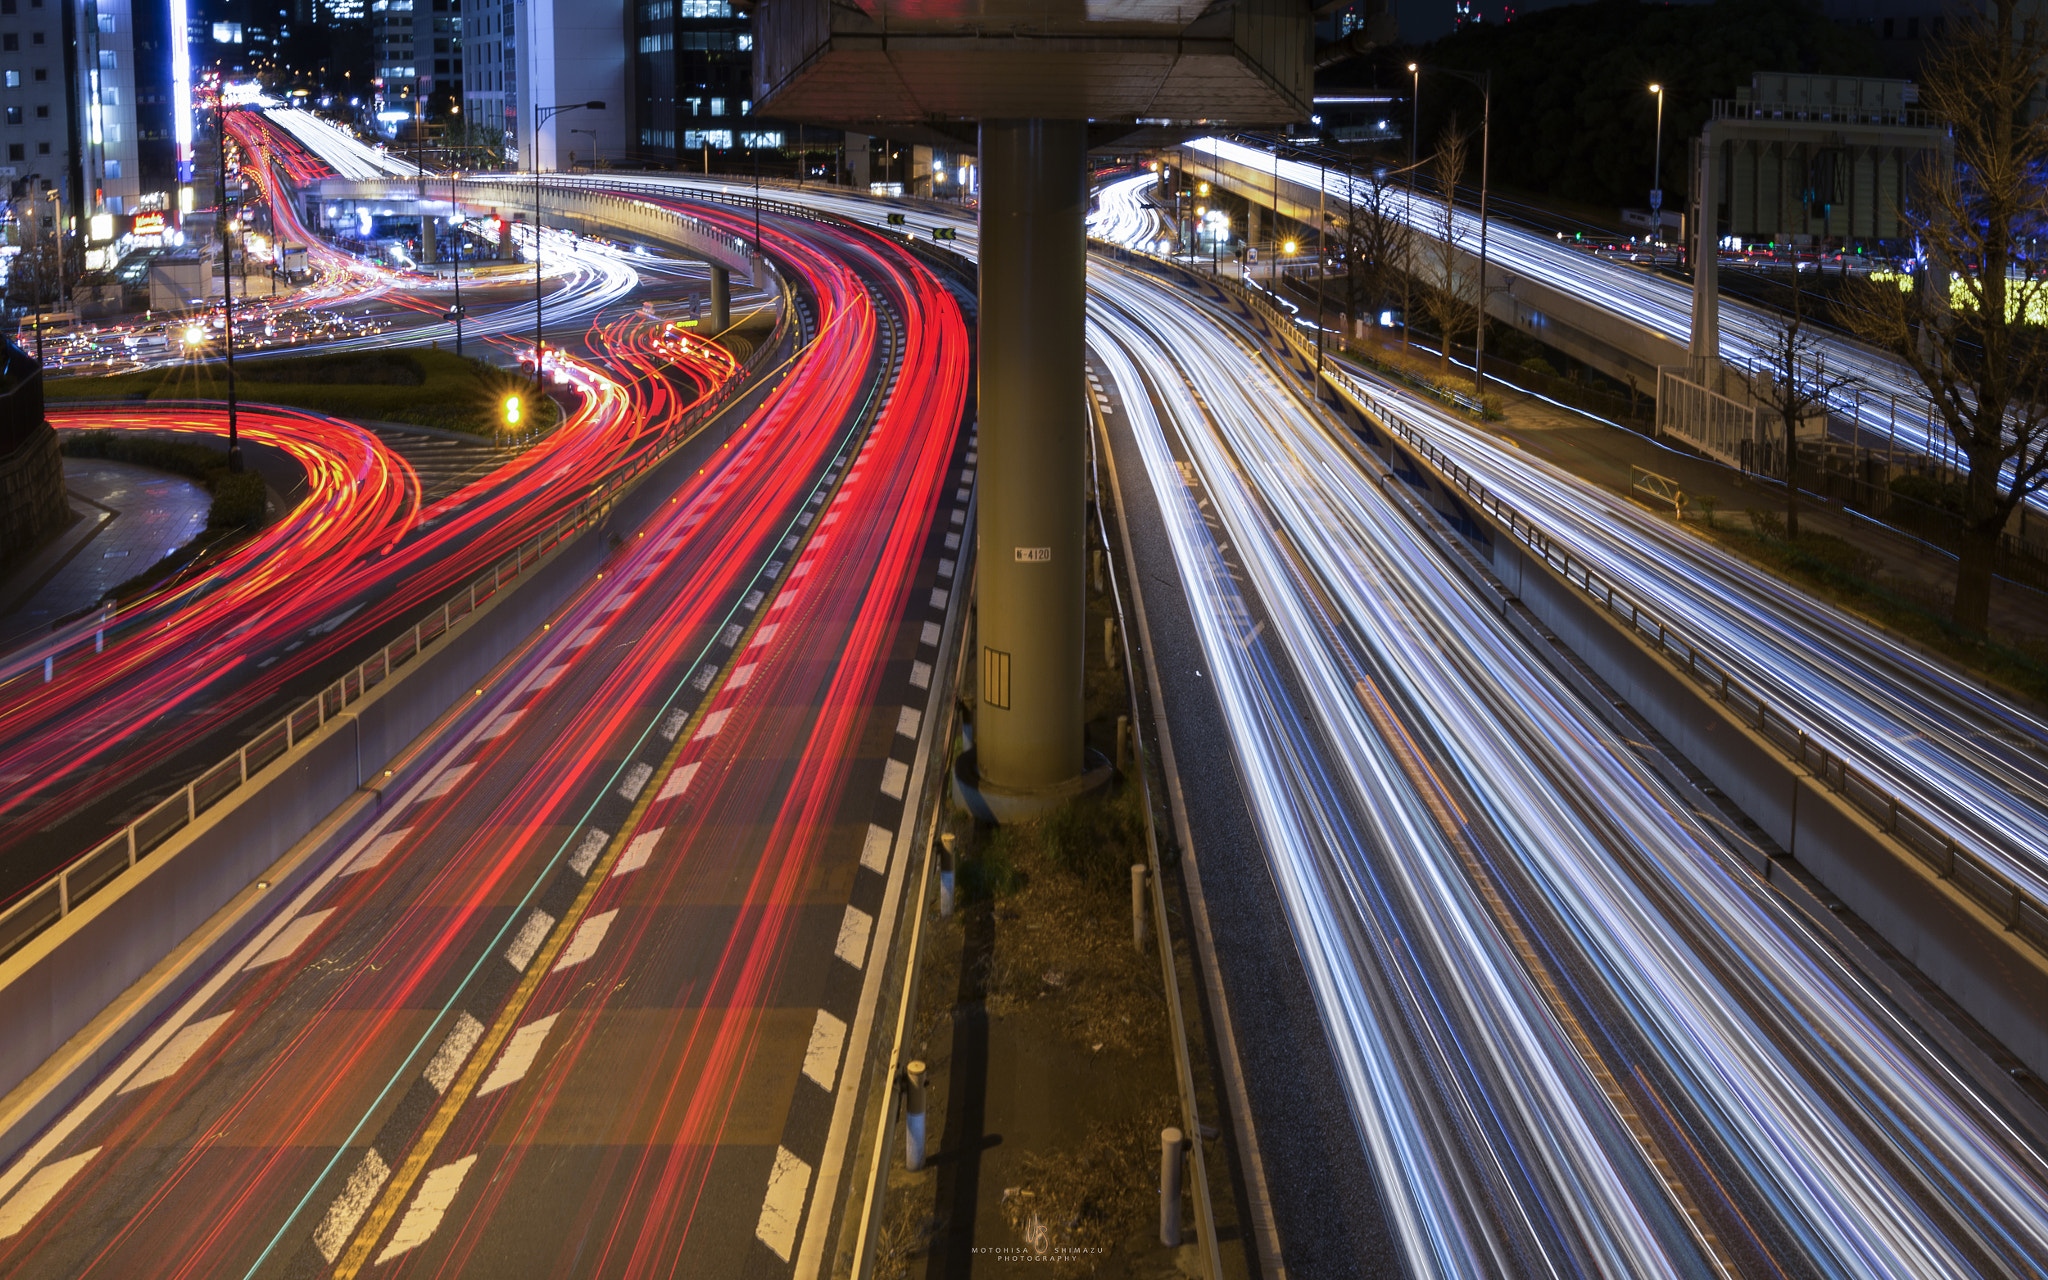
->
[886, 212, 907, 225]
[1649, 188, 1664, 211]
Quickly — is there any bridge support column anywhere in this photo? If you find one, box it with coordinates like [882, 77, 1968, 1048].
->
[972, 118, 1090, 800]
[710, 266, 730, 331]
[420, 212, 437, 265]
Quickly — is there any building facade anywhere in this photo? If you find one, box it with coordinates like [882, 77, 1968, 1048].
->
[460, 0, 510, 156]
[4, 0, 186, 239]
[513, 0, 622, 170]
[630, 0, 774, 168]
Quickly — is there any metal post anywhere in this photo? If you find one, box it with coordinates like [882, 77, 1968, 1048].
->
[219, 105, 242, 471]
[1132, 864, 1150, 950]
[1159, 1128, 1185, 1247]
[976, 119, 1088, 791]
[1407, 62, 1419, 354]
[904, 1061, 928, 1172]
[1474, 73, 1491, 398]
[938, 831, 956, 919]
[1116, 714, 1131, 774]
[451, 172, 464, 356]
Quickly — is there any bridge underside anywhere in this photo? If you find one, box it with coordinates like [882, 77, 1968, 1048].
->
[753, 0, 1311, 800]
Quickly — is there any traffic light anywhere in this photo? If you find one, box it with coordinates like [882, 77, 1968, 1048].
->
[503, 395, 522, 430]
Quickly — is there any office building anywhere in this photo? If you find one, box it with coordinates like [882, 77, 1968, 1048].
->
[512, 0, 622, 170]
[629, 0, 774, 167]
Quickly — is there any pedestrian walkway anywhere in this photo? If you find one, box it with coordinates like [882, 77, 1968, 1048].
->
[0, 460, 210, 652]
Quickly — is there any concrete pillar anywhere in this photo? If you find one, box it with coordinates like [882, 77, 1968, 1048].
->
[420, 212, 437, 265]
[1689, 124, 1719, 387]
[847, 132, 871, 189]
[976, 119, 1087, 791]
[710, 265, 730, 332]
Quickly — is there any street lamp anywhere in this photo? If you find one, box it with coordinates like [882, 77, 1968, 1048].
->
[1415, 64, 1492, 397]
[216, 102, 246, 472]
[1649, 82, 1667, 240]
[530, 99, 606, 386]
[1406, 62, 1419, 354]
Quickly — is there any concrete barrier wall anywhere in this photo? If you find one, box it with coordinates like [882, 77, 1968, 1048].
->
[0, 355, 777, 1163]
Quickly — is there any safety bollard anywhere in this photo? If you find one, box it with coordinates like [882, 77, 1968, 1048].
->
[1159, 1127, 1185, 1246]
[1105, 617, 1119, 671]
[905, 1061, 929, 1172]
[1116, 714, 1131, 774]
[1132, 865, 1150, 951]
[938, 832, 957, 919]
[1092, 547, 1105, 594]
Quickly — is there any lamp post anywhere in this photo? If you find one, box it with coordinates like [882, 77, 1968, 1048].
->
[216, 103, 243, 472]
[1649, 82, 1666, 242]
[1417, 64, 1492, 397]
[1405, 61, 1419, 354]
[449, 170, 465, 356]
[530, 99, 606, 386]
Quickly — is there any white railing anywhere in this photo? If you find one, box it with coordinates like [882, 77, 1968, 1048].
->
[1656, 365, 1763, 469]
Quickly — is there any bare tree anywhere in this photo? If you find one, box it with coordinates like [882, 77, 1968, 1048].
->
[1336, 164, 1411, 344]
[1837, 0, 2048, 629]
[1422, 118, 1478, 379]
[1739, 277, 1860, 540]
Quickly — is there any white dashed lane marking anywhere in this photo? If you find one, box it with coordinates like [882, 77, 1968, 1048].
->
[802, 1010, 848, 1092]
[373, 1154, 478, 1266]
[861, 824, 892, 875]
[728, 662, 758, 689]
[312, 1148, 390, 1263]
[553, 910, 617, 972]
[755, 1146, 812, 1263]
[120, 1011, 236, 1095]
[614, 828, 664, 877]
[343, 828, 410, 877]
[694, 708, 731, 741]
[835, 906, 873, 969]
[618, 762, 653, 803]
[503, 910, 555, 972]
[880, 759, 909, 801]
[419, 763, 473, 801]
[657, 762, 699, 802]
[422, 1013, 485, 1095]
[895, 707, 921, 739]
[910, 661, 932, 691]
[244, 910, 336, 971]
[0, 1148, 101, 1241]
[478, 1014, 559, 1096]
[568, 828, 610, 877]
[479, 709, 524, 741]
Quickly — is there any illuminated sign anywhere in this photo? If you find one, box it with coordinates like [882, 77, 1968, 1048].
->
[134, 211, 169, 237]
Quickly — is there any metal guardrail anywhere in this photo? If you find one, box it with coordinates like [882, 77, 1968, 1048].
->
[0, 253, 794, 966]
[1316, 357, 2048, 958]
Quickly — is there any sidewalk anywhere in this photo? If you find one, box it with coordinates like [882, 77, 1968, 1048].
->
[0, 460, 210, 652]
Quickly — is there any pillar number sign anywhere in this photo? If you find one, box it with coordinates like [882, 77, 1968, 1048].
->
[1014, 547, 1052, 562]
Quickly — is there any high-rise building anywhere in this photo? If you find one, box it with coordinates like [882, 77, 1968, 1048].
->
[628, 0, 775, 167]
[460, 0, 509, 154]
[372, 0, 460, 116]
[511, 0, 622, 170]
[3, 1, 190, 237]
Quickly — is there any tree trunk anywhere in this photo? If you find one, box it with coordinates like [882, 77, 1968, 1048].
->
[1783, 415, 1802, 540]
[1954, 521, 2000, 631]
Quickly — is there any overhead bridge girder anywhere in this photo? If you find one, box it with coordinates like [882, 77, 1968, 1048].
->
[311, 176, 760, 285]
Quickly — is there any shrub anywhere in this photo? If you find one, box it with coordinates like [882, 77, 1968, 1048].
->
[1518, 356, 1559, 378]
[207, 470, 267, 528]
